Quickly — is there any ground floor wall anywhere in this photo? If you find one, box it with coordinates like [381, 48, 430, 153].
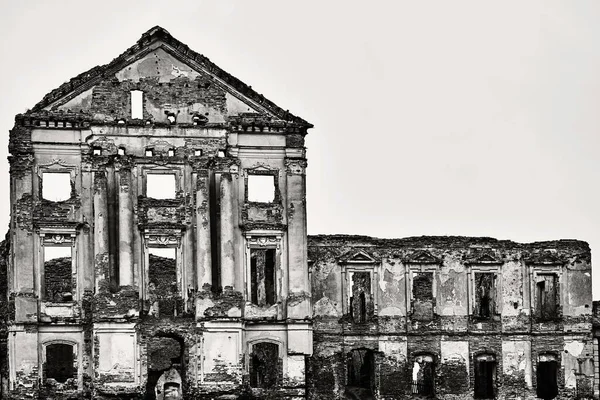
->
[6, 319, 312, 399]
[307, 331, 595, 400]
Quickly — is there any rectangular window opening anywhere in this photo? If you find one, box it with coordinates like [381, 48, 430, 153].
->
[44, 246, 72, 302]
[45, 343, 75, 383]
[250, 342, 279, 388]
[42, 172, 71, 202]
[148, 247, 178, 317]
[350, 272, 371, 323]
[250, 248, 276, 306]
[474, 272, 495, 319]
[146, 174, 176, 199]
[537, 358, 558, 399]
[412, 355, 435, 396]
[247, 174, 275, 203]
[536, 274, 558, 320]
[412, 272, 434, 321]
[347, 349, 374, 392]
[131, 90, 143, 119]
[474, 356, 496, 398]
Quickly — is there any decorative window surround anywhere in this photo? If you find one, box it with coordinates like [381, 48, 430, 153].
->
[404, 251, 440, 316]
[339, 250, 380, 319]
[244, 231, 283, 305]
[466, 256, 503, 317]
[243, 165, 281, 204]
[37, 228, 78, 304]
[527, 256, 564, 319]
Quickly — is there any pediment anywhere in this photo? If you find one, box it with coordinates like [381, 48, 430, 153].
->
[28, 26, 311, 129]
[405, 250, 440, 265]
[339, 250, 378, 264]
[466, 251, 503, 265]
[526, 251, 564, 265]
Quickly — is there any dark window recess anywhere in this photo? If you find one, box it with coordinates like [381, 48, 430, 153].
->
[148, 253, 179, 317]
[250, 248, 276, 306]
[347, 349, 374, 391]
[412, 272, 434, 321]
[250, 342, 279, 388]
[44, 255, 72, 302]
[45, 343, 75, 383]
[412, 355, 435, 397]
[537, 359, 558, 399]
[474, 355, 496, 398]
[349, 272, 371, 323]
[146, 336, 184, 400]
[537, 274, 558, 320]
[474, 273, 495, 318]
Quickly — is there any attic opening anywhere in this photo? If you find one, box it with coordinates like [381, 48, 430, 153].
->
[131, 90, 143, 119]
[146, 174, 176, 199]
[42, 172, 71, 202]
[44, 246, 73, 303]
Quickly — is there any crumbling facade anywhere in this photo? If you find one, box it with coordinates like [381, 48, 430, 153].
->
[307, 235, 594, 399]
[0, 26, 596, 400]
[4, 27, 312, 399]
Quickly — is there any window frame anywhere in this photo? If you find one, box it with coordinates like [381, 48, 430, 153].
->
[41, 339, 79, 387]
[247, 339, 283, 389]
[244, 231, 283, 307]
[411, 352, 436, 397]
[467, 263, 502, 319]
[473, 352, 497, 399]
[38, 229, 78, 304]
[244, 166, 281, 204]
[36, 159, 78, 202]
[141, 167, 181, 200]
[528, 262, 563, 321]
[340, 251, 380, 323]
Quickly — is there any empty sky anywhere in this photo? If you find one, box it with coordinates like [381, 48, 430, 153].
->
[1, 1, 599, 296]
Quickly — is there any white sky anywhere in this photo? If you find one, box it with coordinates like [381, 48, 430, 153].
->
[1, 1, 599, 296]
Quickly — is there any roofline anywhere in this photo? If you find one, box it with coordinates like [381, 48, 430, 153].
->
[29, 26, 313, 129]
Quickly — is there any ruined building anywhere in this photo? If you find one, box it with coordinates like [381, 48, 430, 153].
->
[0, 26, 596, 400]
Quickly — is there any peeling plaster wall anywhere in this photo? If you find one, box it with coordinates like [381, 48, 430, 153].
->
[308, 235, 593, 399]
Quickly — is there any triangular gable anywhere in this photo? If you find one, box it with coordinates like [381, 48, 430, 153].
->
[27, 26, 311, 129]
[404, 250, 440, 264]
[466, 251, 503, 265]
[525, 251, 564, 266]
[339, 250, 378, 264]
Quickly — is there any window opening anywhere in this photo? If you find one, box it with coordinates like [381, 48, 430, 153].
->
[146, 148, 154, 157]
[412, 272, 434, 321]
[474, 354, 496, 398]
[148, 248, 178, 317]
[250, 248, 276, 306]
[131, 90, 143, 119]
[537, 274, 558, 320]
[350, 272, 371, 323]
[45, 343, 75, 383]
[250, 342, 279, 388]
[42, 172, 71, 202]
[44, 246, 72, 302]
[247, 174, 275, 203]
[347, 349, 374, 392]
[537, 354, 558, 399]
[147, 174, 176, 199]
[412, 354, 435, 396]
[146, 335, 184, 400]
[118, 147, 126, 156]
[93, 147, 102, 156]
[194, 149, 202, 156]
[168, 149, 175, 157]
[475, 273, 495, 318]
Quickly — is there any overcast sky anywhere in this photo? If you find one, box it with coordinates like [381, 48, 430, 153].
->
[1, 1, 599, 297]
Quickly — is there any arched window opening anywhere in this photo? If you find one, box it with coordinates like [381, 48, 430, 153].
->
[537, 354, 558, 399]
[347, 348, 374, 394]
[474, 353, 496, 398]
[250, 342, 279, 388]
[145, 335, 184, 400]
[45, 343, 75, 383]
[412, 354, 435, 397]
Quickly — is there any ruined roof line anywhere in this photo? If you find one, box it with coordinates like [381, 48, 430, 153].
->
[29, 26, 313, 128]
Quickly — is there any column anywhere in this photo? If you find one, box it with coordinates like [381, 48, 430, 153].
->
[93, 170, 110, 292]
[196, 171, 212, 290]
[220, 172, 235, 290]
[118, 167, 133, 286]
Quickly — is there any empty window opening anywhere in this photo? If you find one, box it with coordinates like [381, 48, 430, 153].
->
[474, 354, 496, 399]
[42, 172, 71, 202]
[347, 349, 374, 394]
[118, 147, 126, 156]
[147, 174, 176, 199]
[131, 90, 143, 119]
[192, 113, 208, 126]
[536, 274, 558, 320]
[44, 246, 72, 302]
[146, 336, 184, 400]
[45, 343, 75, 383]
[412, 272, 434, 321]
[247, 174, 275, 203]
[146, 148, 154, 157]
[475, 273, 496, 319]
[93, 147, 102, 156]
[349, 272, 371, 323]
[168, 148, 175, 157]
[217, 150, 225, 158]
[148, 248, 179, 317]
[537, 354, 558, 399]
[250, 248, 276, 306]
[194, 149, 202, 156]
[250, 342, 279, 388]
[412, 355, 435, 396]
